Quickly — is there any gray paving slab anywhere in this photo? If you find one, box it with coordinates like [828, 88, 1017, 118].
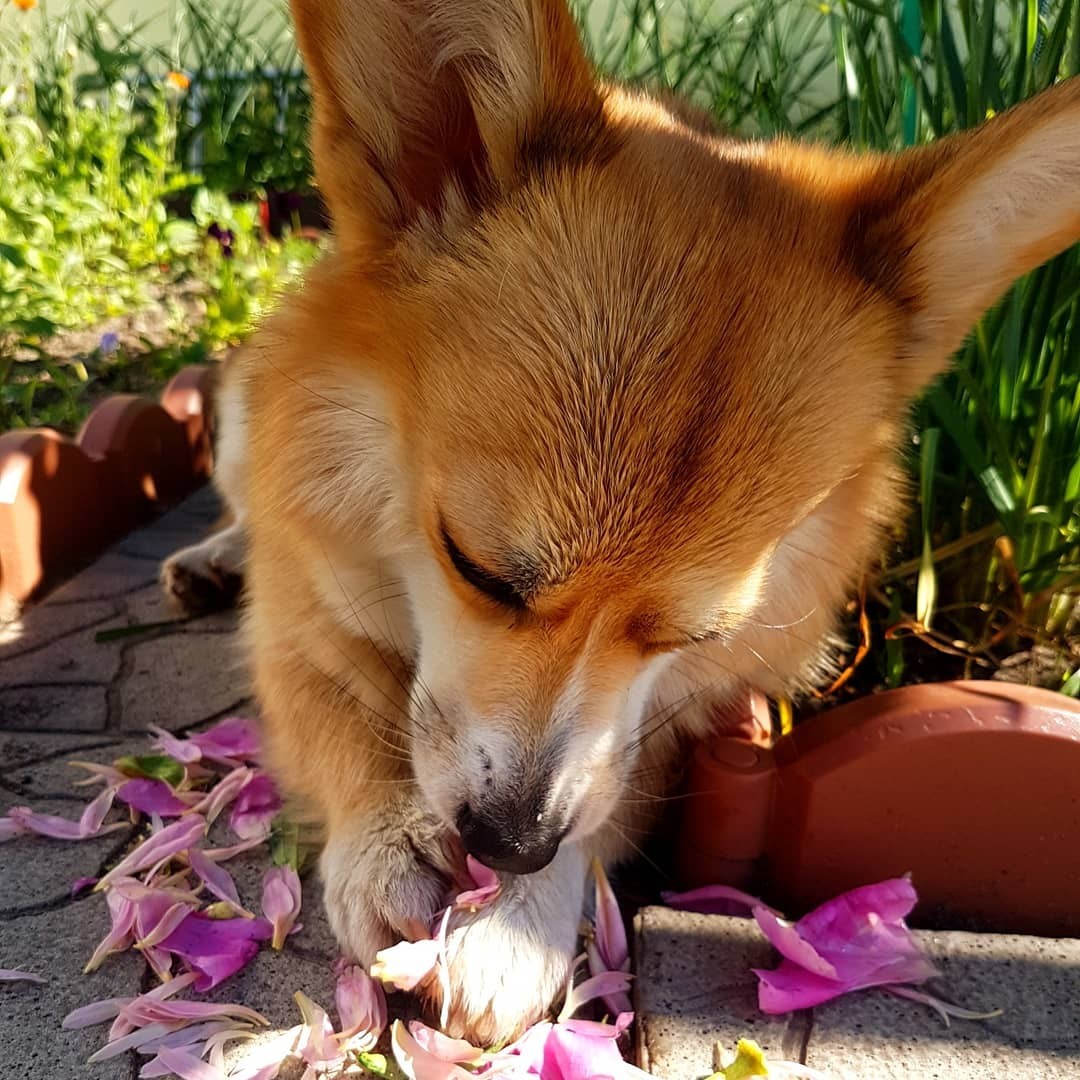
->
[634, 906, 1080, 1080]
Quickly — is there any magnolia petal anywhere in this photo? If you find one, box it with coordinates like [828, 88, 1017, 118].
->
[392, 1020, 474, 1080]
[754, 960, 860, 1013]
[336, 965, 387, 1047]
[79, 784, 120, 834]
[884, 983, 1004, 1026]
[407, 1020, 483, 1063]
[138, 1020, 237, 1054]
[294, 991, 344, 1069]
[118, 779, 193, 818]
[229, 773, 282, 841]
[0, 816, 28, 841]
[62, 996, 128, 1029]
[158, 914, 272, 991]
[148, 726, 203, 764]
[661, 883, 774, 916]
[190, 768, 252, 826]
[751, 907, 840, 980]
[84, 894, 137, 973]
[135, 902, 195, 950]
[8, 804, 125, 842]
[592, 859, 629, 973]
[559, 971, 634, 1021]
[261, 865, 302, 950]
[371, 937, 440, 991]
[189, 847, 252, 918]
[0, 968, 46, 984]
[96, 815, 206, 890]
[88, 1022, 176, 1062]
[191, 717, 261, 764]
[201, 835, 266, 862]
[151, 1046, 229, 1080]
[561, 1013, 634, 1039]
[71, 876, 98, 896]
[69, 761, 128, 787]
[454, 856, 501, 910]
[544, 1018, 629, 1079]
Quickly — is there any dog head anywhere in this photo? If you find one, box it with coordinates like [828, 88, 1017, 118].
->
[272, 0, 1080, 872]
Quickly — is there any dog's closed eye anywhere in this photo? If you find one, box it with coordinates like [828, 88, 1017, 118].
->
[440, 522, 528, 610]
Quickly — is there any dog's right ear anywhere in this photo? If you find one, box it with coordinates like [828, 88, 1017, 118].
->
[291, 0, 602, 254]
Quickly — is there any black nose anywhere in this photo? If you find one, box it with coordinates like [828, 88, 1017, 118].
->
[456, 803, 565, 875]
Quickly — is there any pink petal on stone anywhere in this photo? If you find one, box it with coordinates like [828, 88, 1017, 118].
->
[118, 779, 193, 818]
[189, 848, 252, 917]
[84, 891, 137, 972]
[371, 937, 440, 991]
[294, 991, 345, 1070]
[159, 914, 272, 991]
[391, 1020, 474, 1080]
[0, 969, 46, 984]
[407, 1021, 482, 1063]
[136, 902, 196, 950]
[753, 962, 855, 1013]
[201, 835, 266, 862]
[336, 965, 387, 1047]
[543, 1019, 629, 1080]
[0, 816, 28, 841]
[561, 1013, 634, 1039]
[148, 726, 203, 764]
[453, 856, 501, 910]
[662, 883, 775, 916]
[229, 773, 282, 841]
[71, 876, 98, 896]
[69, 761, 128, 787]
[62, 996, 129, 1028]
[883, 983, 1004, 1026]
[96, 815, 206, 890]
[190, 768, 253, 826]
[261, 865, 302, 949]
[191, 718, 261, 765]
[7, 800, 125, 842]
[147, 1046, 228, 1080]
[751, 907, 839, 980]
[80, 784, 120, 835]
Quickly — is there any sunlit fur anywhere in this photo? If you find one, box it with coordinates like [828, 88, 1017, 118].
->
[182, 0, 1080, 1045]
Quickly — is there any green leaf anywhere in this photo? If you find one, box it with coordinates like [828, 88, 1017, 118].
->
[1062, 669, 1080, 698]
[114, 754, 185, 786]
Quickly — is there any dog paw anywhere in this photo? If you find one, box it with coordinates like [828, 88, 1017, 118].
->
[435, 846, 587, 1046]
[321, 796, 458, 964]
[161, 523, 245, 613]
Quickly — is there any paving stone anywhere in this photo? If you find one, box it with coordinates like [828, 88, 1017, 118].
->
[122, 580, 238, 634]
[0, 732, 128, 773]
[39, 550, 161, 606]
[0, 623, 124, 687]
[634, 907, 1080, 1080]
[0, 899, 143, 1080]
[116, 630, 250, 732]
[167, 483, 223, 525]
[0, 682, 109, 733]
[2, 736, 148, 799]
[0, 598, 121, 657]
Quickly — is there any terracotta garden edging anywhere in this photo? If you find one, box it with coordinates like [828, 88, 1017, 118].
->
[0, 365, 215, 607]
[675, 680, 1080, 936]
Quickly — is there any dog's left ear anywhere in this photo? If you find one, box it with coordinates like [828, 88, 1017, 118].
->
[851, 76, 1080, 397]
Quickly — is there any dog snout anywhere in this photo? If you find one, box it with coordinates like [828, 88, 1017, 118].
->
[455, 797, 568, 876]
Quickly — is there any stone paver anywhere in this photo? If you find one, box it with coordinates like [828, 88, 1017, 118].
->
[635, 906, 1080, 1079]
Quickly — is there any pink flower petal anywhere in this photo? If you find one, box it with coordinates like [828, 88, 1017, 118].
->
[454, 856, 501, 910]
[560, 971, 634, 1020]
[592, 859, 628, 973]
[84, 892, 137, 973]
[80, 784, 120, 834]
[71, 876, 98, 896]
[7, 801, 125, 842]
[751, 907, 839, 980]
[0, 816, 28, 841]
[883, 983, 1004, 1026]
[294, 990, 345, 1069]
[189, 848, 251, 917]
[201, 835, 266, 862]
[69, 761, 128, 787]
[336, 965, 387, 1047]
[62, 996, 128, 1028]
[96, 814, 206, 890]
[229, 773, 282, 841]
[145, 1045, 228, 1080]
[407, 1020, 482, 1063]
[191, 718, 261, 765]
[136, 901, 196, 950]
[118, 779, 193, 818]
[391, 1020, 474, 1080]
[261, 865, 302, 949]
[543, 1019, 628, 1079]
[159, 913, 272, 990]
[190, 768, 252, 826]
[371, 937, 440, 991]
[0, 968, 46, 984]
[88, 1022, 176, 1062]
[148, 725, 203, 764]
[753, 961, 854, 1012]
[662, 883, 774, 916]
[561, 1013, 635, 1039]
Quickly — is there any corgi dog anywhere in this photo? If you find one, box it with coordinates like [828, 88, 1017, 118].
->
[162, 0, 1080, 1045]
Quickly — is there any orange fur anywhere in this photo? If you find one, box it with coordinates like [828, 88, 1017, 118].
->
[202, 0, 1080, 1043]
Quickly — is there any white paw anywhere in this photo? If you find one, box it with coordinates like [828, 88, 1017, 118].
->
[321, 796, 457, 965]
[437, 845, 587, 1046]
[161, 521, 246, 612]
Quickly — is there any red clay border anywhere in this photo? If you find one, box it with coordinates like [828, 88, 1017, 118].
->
[0, 365, 215, 607]
[676, 680, 1080, 936]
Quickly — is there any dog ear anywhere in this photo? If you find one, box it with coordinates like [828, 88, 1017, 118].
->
[290, 0, 602, 254]
[851, 76, 1080, 398]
